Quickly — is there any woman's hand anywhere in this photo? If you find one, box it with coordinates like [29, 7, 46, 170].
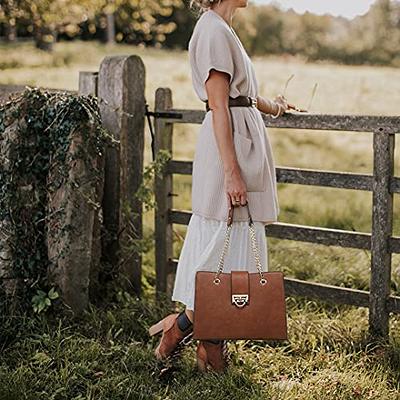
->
[272, 94, 289, 117]
[224, 167, 248, 207]
[256, 94, 289, 117]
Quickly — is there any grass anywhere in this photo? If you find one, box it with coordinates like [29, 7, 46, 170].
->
[1, 291, 400, 400]
[1, 40, 400, 398]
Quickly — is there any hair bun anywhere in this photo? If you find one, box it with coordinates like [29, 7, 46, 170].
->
[189, 0, 221, 13]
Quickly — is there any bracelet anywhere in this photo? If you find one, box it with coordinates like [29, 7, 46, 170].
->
[271, 102, 282, 119]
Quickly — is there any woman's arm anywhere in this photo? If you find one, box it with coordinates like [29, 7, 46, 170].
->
[256, 94, 288, 117]
[205, 69, 247, 207]
[256, 95, 279, 114]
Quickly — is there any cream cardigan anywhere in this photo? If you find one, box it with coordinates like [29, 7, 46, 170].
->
[188, 9, 280, 225]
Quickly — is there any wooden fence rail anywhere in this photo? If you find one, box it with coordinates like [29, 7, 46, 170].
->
[154, 86, 400, 340]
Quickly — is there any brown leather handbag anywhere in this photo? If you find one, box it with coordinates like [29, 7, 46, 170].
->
[193, 202, 288, 340]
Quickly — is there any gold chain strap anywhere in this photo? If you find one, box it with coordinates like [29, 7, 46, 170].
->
[213, 203, 267, 285]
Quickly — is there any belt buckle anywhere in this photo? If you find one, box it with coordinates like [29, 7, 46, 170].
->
[250, 97, 257, 108]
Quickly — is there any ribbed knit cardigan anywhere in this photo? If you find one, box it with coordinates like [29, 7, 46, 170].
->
[188, 9, 280, 225]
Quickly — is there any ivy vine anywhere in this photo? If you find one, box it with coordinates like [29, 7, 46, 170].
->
[0, 87, 114, 301]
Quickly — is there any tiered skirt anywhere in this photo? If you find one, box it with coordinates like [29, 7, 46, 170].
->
[171, 213, 269, 310]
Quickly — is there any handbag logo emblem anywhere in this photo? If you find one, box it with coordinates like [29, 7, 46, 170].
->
[231, 294, 249, 308]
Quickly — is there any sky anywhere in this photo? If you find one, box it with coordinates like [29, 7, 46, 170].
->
[256, 0, 378, 20]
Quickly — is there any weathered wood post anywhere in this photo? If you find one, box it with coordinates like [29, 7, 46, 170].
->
[78, 72, 104, 299]
[369, 129, 395, 339]
[97, 56, 145, 295]
[47, 126, 98, 314]
[154, 88, 174, 301]
[79, 71, 98, 96]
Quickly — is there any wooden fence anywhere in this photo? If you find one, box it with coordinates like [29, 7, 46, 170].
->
[4, 54, 399, 336]
[1, 56, 145, 312]
[153, 87, 400, 340]
[1, 56, 145, 313]
[79, 56, 146, 298]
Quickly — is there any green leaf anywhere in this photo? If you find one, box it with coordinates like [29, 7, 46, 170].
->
[48, 288, 59, 300]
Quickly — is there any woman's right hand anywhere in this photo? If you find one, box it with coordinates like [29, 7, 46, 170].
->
[224, 167, 248, 207]
[272, 94, 289, 117]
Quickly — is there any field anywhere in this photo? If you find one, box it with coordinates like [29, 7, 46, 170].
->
[1, 40, 400, 399]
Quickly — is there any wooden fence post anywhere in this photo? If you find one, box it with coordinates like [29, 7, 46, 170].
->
[154, 88, 174, 301]
[78, 72, 105, 299]
[369, 130, 395, 339]
[98, 55, 145, 295]
[79, 71, 98, 96]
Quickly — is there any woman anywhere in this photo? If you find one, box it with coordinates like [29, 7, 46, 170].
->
[149, 0, 289, 372]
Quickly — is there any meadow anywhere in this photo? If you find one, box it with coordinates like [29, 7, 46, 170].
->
[1, 40, 400, 399]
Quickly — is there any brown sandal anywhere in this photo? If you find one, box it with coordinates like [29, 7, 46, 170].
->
[149, 312, 193, 360]
[196, 339, 229, 373]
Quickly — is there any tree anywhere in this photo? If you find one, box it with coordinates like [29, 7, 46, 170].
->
[0, 0, 24, 41]
[109, 0, 183, 45]
[363, 0, 400, 64]
[288, 12, 332, 60]
[18, 0, 99, 51]
[232, 4, 285, 56]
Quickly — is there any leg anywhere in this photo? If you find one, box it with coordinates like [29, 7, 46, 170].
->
[185, 308, 194, 323]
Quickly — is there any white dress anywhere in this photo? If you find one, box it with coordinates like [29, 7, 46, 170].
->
[171, 213, 269, 311]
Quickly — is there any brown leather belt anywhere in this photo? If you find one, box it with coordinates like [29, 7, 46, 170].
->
[204, 95, 257, 112]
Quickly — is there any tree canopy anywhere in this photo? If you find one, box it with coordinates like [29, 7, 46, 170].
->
[1, 0, 400, 66]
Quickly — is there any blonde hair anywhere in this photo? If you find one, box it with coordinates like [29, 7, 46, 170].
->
[189, 0, 223, 14]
